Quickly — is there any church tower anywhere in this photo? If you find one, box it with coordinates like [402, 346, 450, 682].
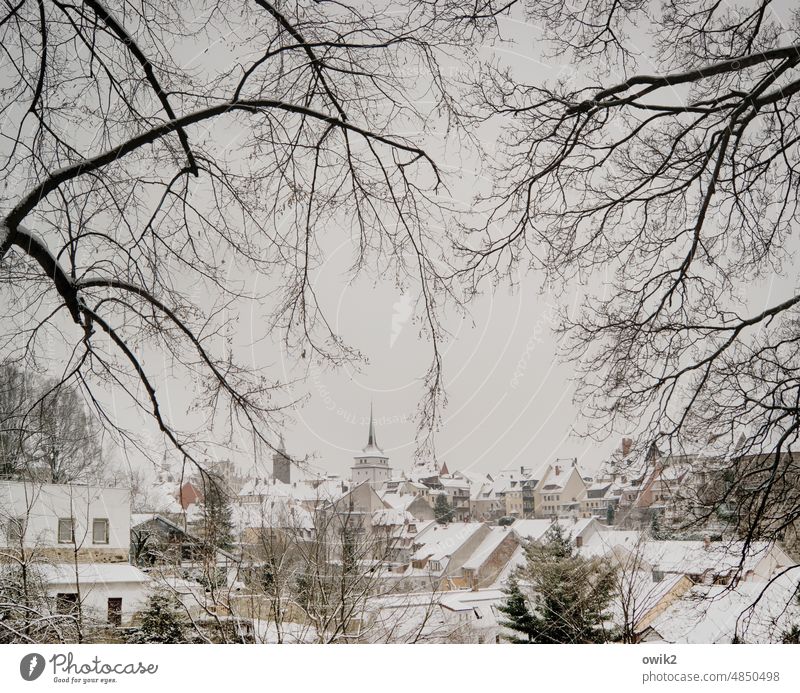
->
[272, 433, 291, 484]
[350, 405, 393, 486]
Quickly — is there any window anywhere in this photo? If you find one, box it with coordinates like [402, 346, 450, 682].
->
[56, 592, 79, 613]
[93, 518, 109, 544]
[107, 597, 122, 626]
[57, 518, 74, 544]
[6, 517, 24, 544]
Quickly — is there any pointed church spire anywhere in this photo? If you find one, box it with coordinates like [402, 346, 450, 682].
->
[351, 401, 392, 484]
[367, 401, 378, 449]
[360, 401, 386, 458]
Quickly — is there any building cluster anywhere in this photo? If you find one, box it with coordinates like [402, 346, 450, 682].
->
[1, 413, 799, 644]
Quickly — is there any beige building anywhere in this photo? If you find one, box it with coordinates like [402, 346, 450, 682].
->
[504, 488, 524, 517]
[534, 462, 589, 517]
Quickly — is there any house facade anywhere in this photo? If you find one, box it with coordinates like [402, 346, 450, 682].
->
[0, 480, 131, 563]
[1, 480, 149, 629]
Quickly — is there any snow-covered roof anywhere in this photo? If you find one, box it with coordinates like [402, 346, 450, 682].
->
[366, 587, 507, 642]
[633, 540, 786, 577]
[511, 518, 597, 543]
[239, 477, 353, 506]
[233, 497, 313, 531]
[645, 570, 800, 643]
[138, 480, 183, 514]
[407, 462, 440, 482]
[38, 563, 150, 585]
[412, 522, 485, 563]
[131, 512, 159, 527]
[492, 545, 526, 587]
[372, 508, 415, 526]
[607, 570, 688, 629]
[131, 512, 190, 536]
[380, 493, 419, 511]
[454, 470, 489, 487]
[488, 474, 522, 495]
[462, 528, 514, 571]
[439, 476, 470, 490]
[438, 588, 506, 613]
[254, 619, 318, 644]
[470, 482, 496, 501]
[510, 519, 552, 541]
[580, 529, 642, 558]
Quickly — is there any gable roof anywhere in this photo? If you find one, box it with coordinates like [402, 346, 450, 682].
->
[511, 518, 598, 543]
[462, 528, 515, 571]
[645, 570, 800, 643]
[630, 540, 788, 577]
[412, 522, 485, 563]
[37, 563, 150, 585]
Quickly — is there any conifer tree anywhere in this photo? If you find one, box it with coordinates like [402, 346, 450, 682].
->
[497, 577, 536, 643]
[127, 593, 188, 644]
[434, 494, 454, 524]
[650, 512, 663, 540]
[201, 480, 235, 552]
[501, 523, 617, 643]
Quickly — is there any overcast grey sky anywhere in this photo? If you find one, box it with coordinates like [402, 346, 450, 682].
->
[251, 6, 799, 481]
[4, 1, 797, 484]
[211, 12, 618, 480]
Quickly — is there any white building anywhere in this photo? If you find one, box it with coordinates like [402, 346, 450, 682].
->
[1, 480, 150, 628]
[37, 563, 150, 627]
[0, 480, 131, 562]
[350, 407, 393, 486]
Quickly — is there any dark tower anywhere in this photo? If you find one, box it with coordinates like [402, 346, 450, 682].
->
[272, 433, 291, 484]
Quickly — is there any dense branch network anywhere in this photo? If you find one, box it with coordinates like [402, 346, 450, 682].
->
[0, 0, 479, 473]
[455, 0, 800, 547]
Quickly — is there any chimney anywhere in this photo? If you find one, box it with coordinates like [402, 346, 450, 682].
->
[554, 465, 561, 476]
[703, 535, 711, 551]
[622, 437, 633, 458]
